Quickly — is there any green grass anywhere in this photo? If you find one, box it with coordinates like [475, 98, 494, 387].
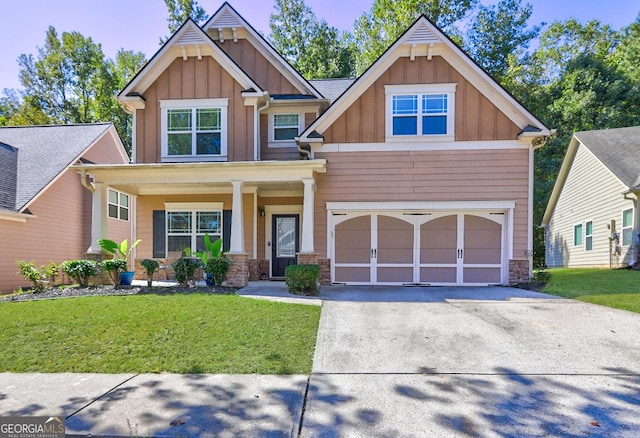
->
[543, 268, 640, 313]
[0, 293, 320, 374]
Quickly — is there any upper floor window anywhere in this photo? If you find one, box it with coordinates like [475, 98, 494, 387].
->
[108, 189, 129, 221]
[268, 112, 304, 147]
[385, 84, 456, 141]
[161, 99, 228, 162]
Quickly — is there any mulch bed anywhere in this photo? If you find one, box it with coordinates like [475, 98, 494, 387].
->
[1, 284, 237, 303]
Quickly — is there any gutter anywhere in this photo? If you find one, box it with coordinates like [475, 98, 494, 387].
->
[80, 169, 95, 193]
[255, 92, 270, 161]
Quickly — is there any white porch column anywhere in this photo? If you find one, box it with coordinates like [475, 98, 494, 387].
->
[88, 182, 108, 253]
[300, 178, 316, 253]
[229, 180, 245, 253]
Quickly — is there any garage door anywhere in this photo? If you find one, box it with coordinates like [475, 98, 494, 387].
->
[333, 212, 504, 285]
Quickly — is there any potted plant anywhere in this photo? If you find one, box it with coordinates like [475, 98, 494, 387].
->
[100, 258, 127, 286]
[141, 259, 160, 287]
[194, 234, 223, 286]
[204, 256, 230, 286]
[98, 238, 141, 285]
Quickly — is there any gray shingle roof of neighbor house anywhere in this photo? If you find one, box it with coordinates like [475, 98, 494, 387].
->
[575, 126, 640, 188]
[0, 123, 112, 212]
[309, 78, 356, 103]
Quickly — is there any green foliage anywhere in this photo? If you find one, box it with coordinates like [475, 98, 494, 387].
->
[141, 259, 161, 287]
[172, 257, 201, 286]
[352, 0, 477, 74]
[285, 264, 319, 296]
[194, 234, 222, 265]
[100, 259, 127, 286]
[60, 260, 98, 288]
[98, 238, 141, 271]
[163, 0, 208, 37]
[16, 260, 49, 292]
[204, 257, 230, 286]
[269, 0, 354, 78]
[0, 294, 321, 373]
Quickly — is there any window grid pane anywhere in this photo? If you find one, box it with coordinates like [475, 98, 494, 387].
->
[168, 109, 192, 131]
[197, 108, 220, 130]
[392, 95, 418, 115]
[196, 133, 221, 155]
[168, 212, 192, 234]
[108, 189, 118, 204]
[422, 94, 447, 114]
[623, 209, 633, 228]
[574, 224, 583, 246]
[274, 127, 299, 140]
[274, 114, 299, 127]
[197, 211, 221, 234]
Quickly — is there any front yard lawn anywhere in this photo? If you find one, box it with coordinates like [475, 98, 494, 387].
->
[543, 268, 640, 314]
[0, 293, 320, 374]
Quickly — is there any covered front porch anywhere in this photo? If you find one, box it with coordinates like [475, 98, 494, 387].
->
[72, 160, 327, 287]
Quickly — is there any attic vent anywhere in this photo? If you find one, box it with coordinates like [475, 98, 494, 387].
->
[211, 10, 241, 28]
[177, 28, 205, 45]
[405, 22, 440, 44]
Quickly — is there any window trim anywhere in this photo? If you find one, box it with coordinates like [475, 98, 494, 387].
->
[268, 111, 305, 148]
[585, 220, 593, 251]
[385, 83, 456, 142]
[622, 208, 633, 247]
[573, 222, 583, 247]
[160, 99, 228, 162]
[165, 202, 224, 255]
[107, 189, 129, 221]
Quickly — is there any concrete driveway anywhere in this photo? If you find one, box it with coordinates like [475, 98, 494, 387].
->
[301, 286, 640, 437]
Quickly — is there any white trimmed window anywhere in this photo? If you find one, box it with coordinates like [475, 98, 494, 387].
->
[585, 220, 593, 251]
[574, 223, 583, 247]
[622, 208, 633, 246]
[108, 189, 129, 221]
[385, 84, 456, 141]
[161, 99, 228, 161]
[269, 112, 304, 147]
[167, 208, 222, 254]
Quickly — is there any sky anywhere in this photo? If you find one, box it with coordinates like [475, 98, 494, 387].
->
[1, 0, 638, 91]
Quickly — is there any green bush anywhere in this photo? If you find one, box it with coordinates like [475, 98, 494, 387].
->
[172, 257, 200, 286]
[204, 256, 230, 286]
[100, 259, 127, 286]
[61, 260, 98, 288]
[141, 259, 161, 287]
[285, 264, 319, 296]
[16, 260, 48, 292]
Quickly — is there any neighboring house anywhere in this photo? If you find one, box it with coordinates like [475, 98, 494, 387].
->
[0, 123, 130, 293]
[543, 126, 640, 268]
[73, 2, 551, 287]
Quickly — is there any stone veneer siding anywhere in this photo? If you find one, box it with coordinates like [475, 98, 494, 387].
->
[225, 253, 249, 287]
[509, 259, 530, 285]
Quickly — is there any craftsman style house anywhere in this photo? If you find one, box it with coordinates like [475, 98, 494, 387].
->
[74, 2, 551, 287]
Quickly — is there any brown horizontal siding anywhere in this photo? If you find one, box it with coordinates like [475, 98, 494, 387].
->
[137, 57, 254, 163]
[214, 39, 300, 94]
[323, 56, 520, 144]
[313, 149, 529, 258]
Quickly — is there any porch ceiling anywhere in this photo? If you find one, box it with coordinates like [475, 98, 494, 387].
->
[71, 160, 326, 196]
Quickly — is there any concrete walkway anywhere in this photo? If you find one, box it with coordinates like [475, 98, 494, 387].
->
[2, 285, 640, 437]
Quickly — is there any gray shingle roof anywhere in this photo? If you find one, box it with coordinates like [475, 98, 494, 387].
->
[309, 78, 355, 103]
[0, 123, 112, 211]
[575, 126, 640, 189]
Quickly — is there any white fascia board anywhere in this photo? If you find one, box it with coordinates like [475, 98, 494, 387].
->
[326, 201, 516, 212]
[0, 210, 32, 222]
[314, 140, 526, 153]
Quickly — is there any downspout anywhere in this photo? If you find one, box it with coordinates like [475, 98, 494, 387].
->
[623, 190, 638, 266]
[80, 170, 95, 193]
[255, 92, 270, 161]
[297, 141, 311, 160]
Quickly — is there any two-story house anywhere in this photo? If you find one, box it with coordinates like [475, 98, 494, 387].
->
[73, 2, 551, 287]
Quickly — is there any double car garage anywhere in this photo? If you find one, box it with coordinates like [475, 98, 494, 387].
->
[328, 202, 514, 286]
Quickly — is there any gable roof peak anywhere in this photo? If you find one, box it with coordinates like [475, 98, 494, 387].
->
[402, 16, 442, 45]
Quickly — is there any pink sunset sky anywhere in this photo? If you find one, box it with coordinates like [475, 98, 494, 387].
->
[1, 0, 638, 90]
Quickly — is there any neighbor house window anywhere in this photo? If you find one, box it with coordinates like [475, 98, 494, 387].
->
[574, 223, 583, 247]
[585, 221, 593, 251]
[167, 209, 222, 254]
[622, 208, 633, 246]
[108, 189, 129, 221]
[385, 84, 456, 140]
[161, 99, 228, 161]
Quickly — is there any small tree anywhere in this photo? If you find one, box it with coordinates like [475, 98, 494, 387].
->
[172, 257, 200, 287]
[16, 260, 48, 292]
[141, 259, 161, 287]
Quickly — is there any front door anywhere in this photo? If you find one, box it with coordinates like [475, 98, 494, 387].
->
[272, 214, 299, 277]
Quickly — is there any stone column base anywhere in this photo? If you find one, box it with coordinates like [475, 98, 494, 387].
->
[318, 258, 331, 285]
[225, 253, 249, 288]
[296, 252, 318, 265]
[509, 259, 530, 285]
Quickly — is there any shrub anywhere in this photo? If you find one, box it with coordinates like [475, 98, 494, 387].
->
[141, 259, 161, 287]
[42, 262, 59, 285]
[61, 260, 98, 288]
[100, 259, 127, 286]
[16, 260, 48, 292]
[204, 256, 230, 286]
[172, 257, 200, 287]
[285, 264, 319, 296]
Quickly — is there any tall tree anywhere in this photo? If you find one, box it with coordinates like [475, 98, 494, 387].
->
[614, 15, 640, 83]
[269, 0, 354, 78]
[465, 0, 540, 83]
[352, 0, 478, 74]
[163, 0, 208, 39]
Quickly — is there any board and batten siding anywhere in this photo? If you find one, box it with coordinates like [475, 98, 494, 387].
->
[546, 145, 634, 267]
[136, 57, 254, 163]
[322, 56, 520, 144]
[313, 149, 530, 259]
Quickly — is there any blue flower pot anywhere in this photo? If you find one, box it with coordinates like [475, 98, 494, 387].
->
[120, 271, 135, 285]
[205, 273, 215, 287]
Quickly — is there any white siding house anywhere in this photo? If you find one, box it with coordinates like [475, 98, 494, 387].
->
[543, 126, 640, 268]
